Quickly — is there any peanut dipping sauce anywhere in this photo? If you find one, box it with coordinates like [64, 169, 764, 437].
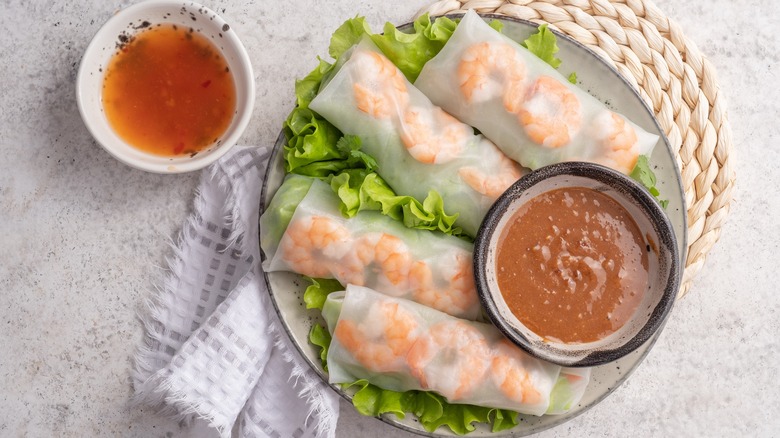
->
[102, 24, 236, 157]
[495, 187, 649, 343]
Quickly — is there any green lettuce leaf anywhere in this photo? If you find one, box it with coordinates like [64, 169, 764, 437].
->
[523, 23, 562, 69]
[490, 408, 520, 432]
[303, 277, 343, 310]
[328, 170, 464, 237]
[329, 16, 372, 60]
[567, 71, 577, 84]
[309, 324, 332, 370]
[336, 135, 378, 171]
[283, 108, 343, 176]
[283, 119, 377, 177]
[342, 379, 519, 435]
[295, 57, 334, 109]
[411, 392, 489, 434]
[630, 155, 668, 208]
[344, 380, 408, 419]
[370, 13, 458, 82]
[488, 19, 504, 33]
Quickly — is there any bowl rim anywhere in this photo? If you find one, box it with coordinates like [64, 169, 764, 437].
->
[75, 0, 255, 174]
[473, 161, 682, 367]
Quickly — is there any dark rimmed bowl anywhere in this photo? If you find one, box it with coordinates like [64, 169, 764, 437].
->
[474, 162, 681, 367]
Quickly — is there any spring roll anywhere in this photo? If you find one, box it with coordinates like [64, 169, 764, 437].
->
[309, 38, 523, 237]
[415, 10, 658, 174]
[322, 285, 590, 416]
[260, 176, 481, 319]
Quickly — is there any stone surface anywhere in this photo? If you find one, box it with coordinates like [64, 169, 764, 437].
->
[0, 0, 777, 436]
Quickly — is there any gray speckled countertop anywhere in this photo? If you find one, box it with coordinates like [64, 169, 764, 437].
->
[1, 0, 777, 436]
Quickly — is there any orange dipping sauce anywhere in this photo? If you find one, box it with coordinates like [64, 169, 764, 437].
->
[102, 24, 236, 157]
[495, 187, 649, 343]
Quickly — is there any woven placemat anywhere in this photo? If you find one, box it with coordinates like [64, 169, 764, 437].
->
[417, 0, 735, 298]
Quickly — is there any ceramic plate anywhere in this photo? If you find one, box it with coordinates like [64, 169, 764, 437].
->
[260, 13, 687, 437]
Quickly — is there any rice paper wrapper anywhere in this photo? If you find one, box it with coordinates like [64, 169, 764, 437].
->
[261, 178, 481, 320]
[415, 10, 658, 174]
[324, 285, 591, 416]
[310, 38, 523, 236]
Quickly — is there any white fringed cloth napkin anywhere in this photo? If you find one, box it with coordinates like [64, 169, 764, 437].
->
[132, 145, 340, 437]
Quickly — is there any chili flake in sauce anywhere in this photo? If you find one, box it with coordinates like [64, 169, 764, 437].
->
[102, 24, 236, 157]
[496, 187, 649, 343]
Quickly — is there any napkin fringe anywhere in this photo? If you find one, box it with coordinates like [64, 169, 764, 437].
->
[132, 290, 198, 421]
[131, 182, 204, 388]
[273, 326, 339, 437]
[131, 176, 237, 433]
[133, 368, 234, 437]
[132, 155, 243, 381]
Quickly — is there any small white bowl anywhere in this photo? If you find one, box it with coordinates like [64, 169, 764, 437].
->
[76, 0, 254, 173]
